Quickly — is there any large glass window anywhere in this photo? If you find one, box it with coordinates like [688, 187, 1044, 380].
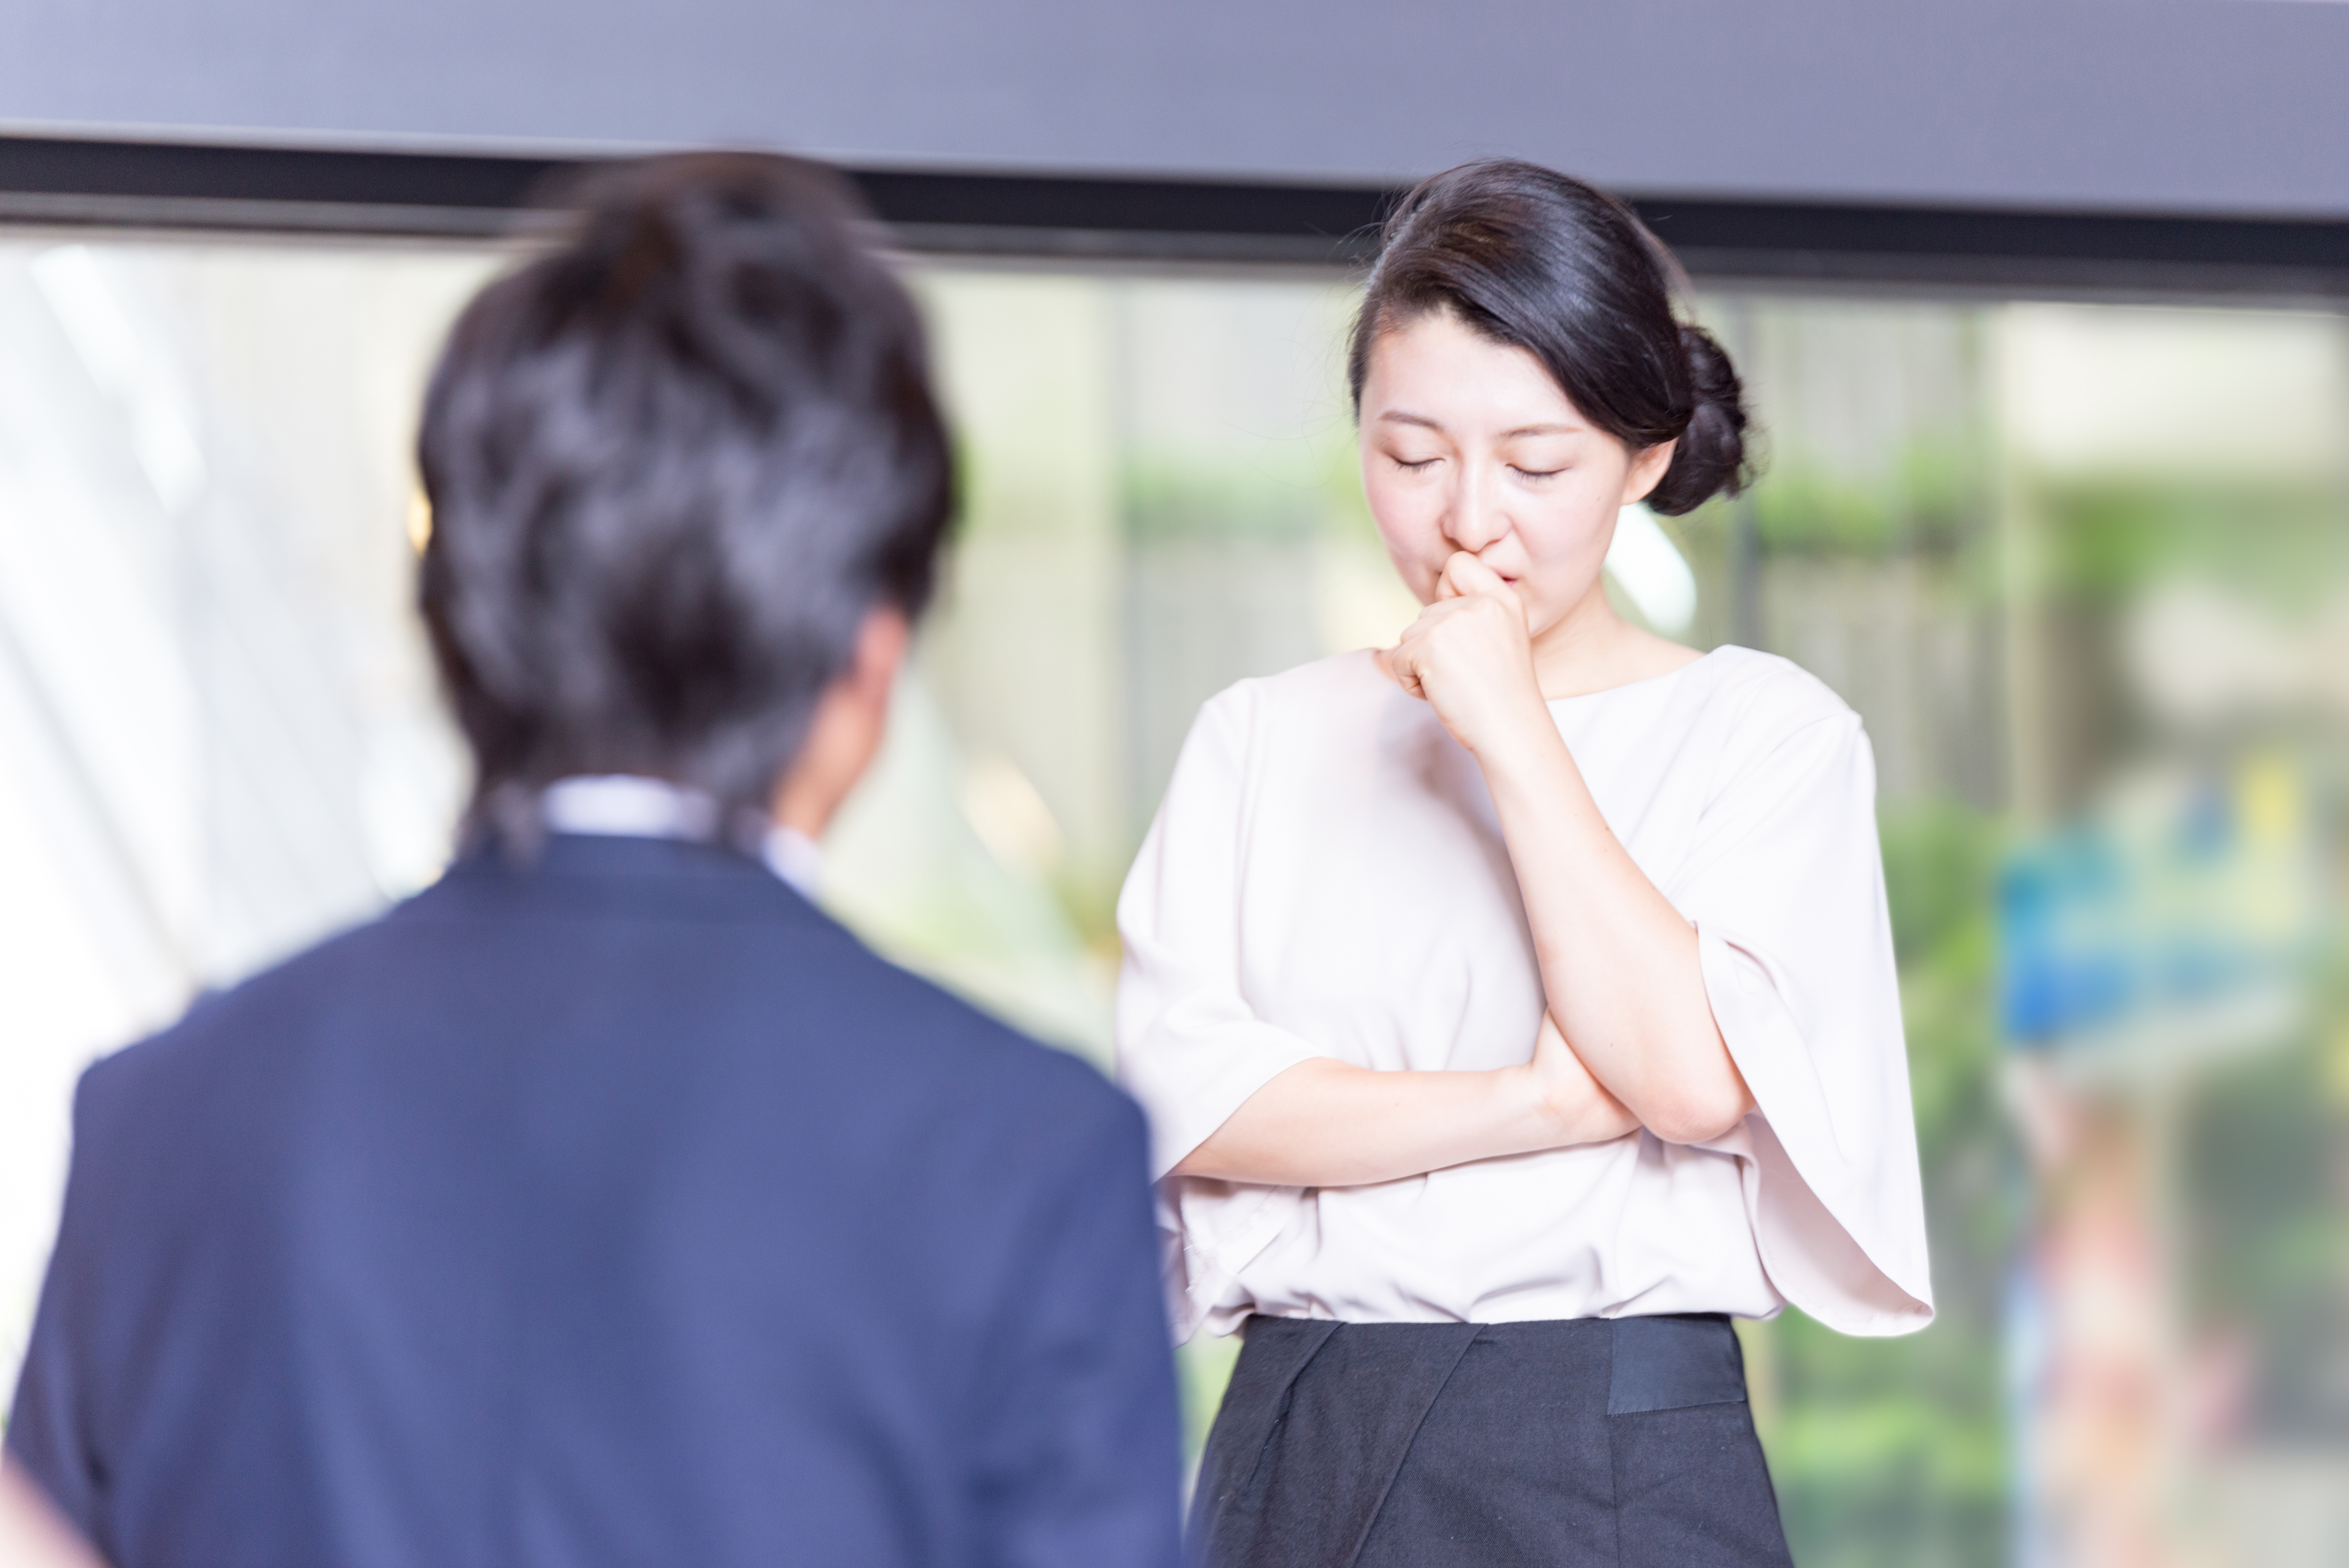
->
[0, 235, 496, 1393]
[3, 230, 2345, 1566]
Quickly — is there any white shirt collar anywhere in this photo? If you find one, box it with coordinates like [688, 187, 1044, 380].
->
[538, 774, 824, 900]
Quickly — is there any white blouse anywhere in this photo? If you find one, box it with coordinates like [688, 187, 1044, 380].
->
[1115, 646, 1934, 1343]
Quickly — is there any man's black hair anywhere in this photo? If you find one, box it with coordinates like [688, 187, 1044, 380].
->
[417, 151, 953, 835]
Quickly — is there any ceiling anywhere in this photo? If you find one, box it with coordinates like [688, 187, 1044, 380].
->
[7, 0, 2347, 219]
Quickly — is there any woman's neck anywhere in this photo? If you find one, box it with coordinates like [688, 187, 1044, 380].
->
[1527, 581, 1702, 701]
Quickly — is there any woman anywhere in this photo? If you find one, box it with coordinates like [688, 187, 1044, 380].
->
[1116, 160, 1933, 1567]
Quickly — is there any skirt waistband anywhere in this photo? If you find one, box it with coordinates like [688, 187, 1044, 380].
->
[1237, 1313, 1747, 1415]
[1195, 1313, 1783, 1567]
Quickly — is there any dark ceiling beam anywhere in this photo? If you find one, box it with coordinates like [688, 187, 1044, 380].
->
[0, 135, 572, 238]
[5, 135, 2347, 302]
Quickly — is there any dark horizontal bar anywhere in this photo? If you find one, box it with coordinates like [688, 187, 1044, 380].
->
[5, 133, 2348, 299]
[0, 134, 569, 213]
[858, 168, 1387, 240]
[1637, 198, 2349, 274]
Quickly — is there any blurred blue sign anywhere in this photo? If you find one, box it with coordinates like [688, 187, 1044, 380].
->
[1998, 756, 2324, 1070]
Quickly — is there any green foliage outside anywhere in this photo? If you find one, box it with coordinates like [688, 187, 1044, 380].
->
[1755, 798, 2014, 1568]
[2035, 478, 2349, 610]
[1752, 440, 1986, 561]
[2183, 995, 2349, 1442]
[1725, 369, 2020, 1563]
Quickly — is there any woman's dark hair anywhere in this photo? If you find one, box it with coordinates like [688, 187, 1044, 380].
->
[418, 151, 953, 835]
[1347, 159, 1751, 516]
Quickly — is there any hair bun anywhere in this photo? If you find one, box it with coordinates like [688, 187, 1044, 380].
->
[1344, 160, 1759, 517]
[1647, 324, 1753, 516]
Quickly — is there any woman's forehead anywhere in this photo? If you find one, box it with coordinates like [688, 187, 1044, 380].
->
[1363, 311, 1584, 433]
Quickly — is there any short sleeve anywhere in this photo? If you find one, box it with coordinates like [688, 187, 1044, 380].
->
[1114, 688, 1338, 1340]
[1678, 706, 1935, 1336]
[1115, 690, 1337, 1179]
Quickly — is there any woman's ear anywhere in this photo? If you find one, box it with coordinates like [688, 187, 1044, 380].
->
[1622, 438, 1677, 507]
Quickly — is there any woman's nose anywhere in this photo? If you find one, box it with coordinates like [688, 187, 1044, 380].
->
[1444, 469, 1508, 554]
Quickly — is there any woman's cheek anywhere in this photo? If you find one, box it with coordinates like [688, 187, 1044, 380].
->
[1533, 496, 1610, 572]
[1510, 506, 1606, 624]
[1368, 491, 1444, 596]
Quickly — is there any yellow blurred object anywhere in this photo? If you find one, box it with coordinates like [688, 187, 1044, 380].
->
[959, 754, 1065, 876]
[2236, 754, 2301, 847]
[2324, 1024, 2349, 1112]
[406, 489, 433, 554]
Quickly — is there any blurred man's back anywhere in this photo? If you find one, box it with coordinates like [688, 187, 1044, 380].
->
[5, 155, 1183, 1568]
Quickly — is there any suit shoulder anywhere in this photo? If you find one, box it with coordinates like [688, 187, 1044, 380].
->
[935, 985, 1140, 1140]
[838, 947, 1138, 1123]
[844, 966, 1151, 1223]
[79, 908, 393, 1096]
[64, 910, 421, 1190]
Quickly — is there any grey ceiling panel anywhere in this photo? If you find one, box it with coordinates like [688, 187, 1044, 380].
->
[5, 0, 2347, 219]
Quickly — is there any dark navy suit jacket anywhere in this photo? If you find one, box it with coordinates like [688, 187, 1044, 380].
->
[7, 834, 1183, 1568]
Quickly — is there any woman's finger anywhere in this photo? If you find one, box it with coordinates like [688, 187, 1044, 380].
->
[1444, 551, 1514, 600]
[1383, 595, 1484, 699]
[1379, 639, 1428, 699]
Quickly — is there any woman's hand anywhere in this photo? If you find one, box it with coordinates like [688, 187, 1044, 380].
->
[1380, 552, 1550, 758]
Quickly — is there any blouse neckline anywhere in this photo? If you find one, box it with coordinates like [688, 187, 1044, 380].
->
[1542, 644, 1731, 708]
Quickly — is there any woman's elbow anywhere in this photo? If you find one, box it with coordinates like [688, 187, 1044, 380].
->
[1640, 1076, 1755, 1146]
[1167, 1137, 1221, 1181]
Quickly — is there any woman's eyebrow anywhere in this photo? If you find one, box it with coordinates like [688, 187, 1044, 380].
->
[1374, 412, 1586, 438]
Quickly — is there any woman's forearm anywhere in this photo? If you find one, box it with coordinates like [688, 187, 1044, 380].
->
[1171, 1043, 1636, 1187]
[1474, 725, 1755, 1145]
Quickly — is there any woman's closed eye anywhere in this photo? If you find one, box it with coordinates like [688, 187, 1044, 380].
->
[1390, 454, 1442, 472]
[1508, 463, 1566, 480]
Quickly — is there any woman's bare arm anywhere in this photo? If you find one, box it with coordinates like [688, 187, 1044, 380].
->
[1173, 1012, 1639, 1187]
[1384, 553, 1754, 1146]
[1474, 720, 1754, 1144]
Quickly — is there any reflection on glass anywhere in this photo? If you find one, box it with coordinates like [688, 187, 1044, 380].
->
[0, 237, 496, 1402]
[1989, 305, 2349, 1568]
[0, 235, 2344, 1566]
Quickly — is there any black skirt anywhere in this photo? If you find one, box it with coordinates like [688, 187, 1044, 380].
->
[1191, 1314, 1793, 1568]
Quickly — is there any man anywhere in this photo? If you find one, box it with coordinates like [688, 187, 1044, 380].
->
[7, 154, 1183, 1568]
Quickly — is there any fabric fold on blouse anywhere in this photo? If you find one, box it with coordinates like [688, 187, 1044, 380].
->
[1115, 700, 1339, 1181]
[1681, 710, 1936, 1334]
[1116, 647, 1934, 1344]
